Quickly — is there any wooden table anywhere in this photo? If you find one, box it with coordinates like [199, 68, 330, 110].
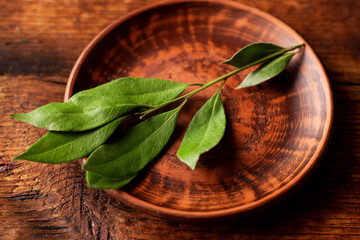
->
[1, 0, 359, 239]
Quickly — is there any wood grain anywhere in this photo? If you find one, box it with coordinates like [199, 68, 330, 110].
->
[1, 0, 359, 239]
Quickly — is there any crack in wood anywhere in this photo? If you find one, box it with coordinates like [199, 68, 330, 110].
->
[9, 190, 41, 201]
[0, 157, 19, 174]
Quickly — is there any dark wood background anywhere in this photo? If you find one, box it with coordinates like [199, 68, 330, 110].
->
[1, 0, 359, 239]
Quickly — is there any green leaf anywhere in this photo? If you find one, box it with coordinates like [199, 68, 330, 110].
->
[236, 53, 295, 89]
[12, 116, 126, 163]
[83, 101, 185, 180]
[11, 77, 188, 131]
[86, 171, 135, 189]
[177, 86, 226, 170]
[222, 43, 284, 68]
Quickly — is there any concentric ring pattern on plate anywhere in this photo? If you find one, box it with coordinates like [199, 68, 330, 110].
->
[66, 0, 333, 221]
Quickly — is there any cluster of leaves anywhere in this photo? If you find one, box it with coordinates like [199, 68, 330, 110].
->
[11, 42, 303, 189]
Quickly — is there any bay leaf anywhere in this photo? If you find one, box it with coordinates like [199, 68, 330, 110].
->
[86, 171, 135, 189]
[12, 77, 188, 131]
[222, 43, 284, 68]
[12, 116, 126, 163]
[83, 102, 185, 178]
[177, 87, 226, 170]
[236, 53, 295, 89]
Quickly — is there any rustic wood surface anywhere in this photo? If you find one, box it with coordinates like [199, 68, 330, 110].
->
[1, 0, 359, 239]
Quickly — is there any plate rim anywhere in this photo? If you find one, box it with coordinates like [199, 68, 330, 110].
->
[66, 0, 333, 221]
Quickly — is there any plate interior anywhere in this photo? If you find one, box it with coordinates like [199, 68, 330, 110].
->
[70, 1, 332, 217]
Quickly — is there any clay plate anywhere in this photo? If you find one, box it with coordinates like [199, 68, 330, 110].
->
[65, 0, 333, 221]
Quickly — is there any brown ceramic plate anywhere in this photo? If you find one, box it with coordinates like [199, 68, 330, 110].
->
[65, 0, 333, 221]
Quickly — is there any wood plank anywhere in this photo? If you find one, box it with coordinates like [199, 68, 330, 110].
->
[0, 0, 358, 83]
[1, 71, 360, 239]
[1, 0, 359, 238]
